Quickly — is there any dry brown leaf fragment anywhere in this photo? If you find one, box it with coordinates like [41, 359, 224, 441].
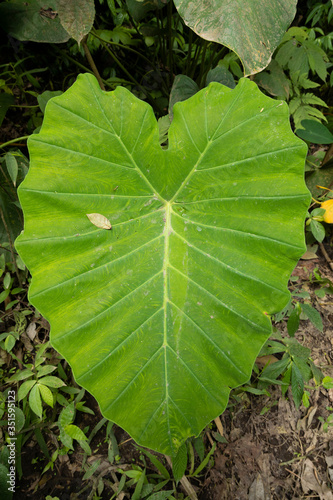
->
[86, 213, 112, 230]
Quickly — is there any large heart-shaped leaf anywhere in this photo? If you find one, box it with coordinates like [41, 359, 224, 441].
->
[0, 0, 70, 44]
[173, 0, 297, 76]
[16, 74, 310, 455]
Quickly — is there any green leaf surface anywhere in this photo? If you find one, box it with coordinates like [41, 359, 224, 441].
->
[5, 153, 18, 187]
[59, 427, 73, 449]
[38, 383, 54, 407]
[16, 74, 310, 455]
[126, 0, 167, 22]
[0, 93, 15, 127]
[0, 0, 70, 43]
[18, 379, 36, 401]
[309, 219, 325, 243]
[173, 0, 297, 76]
[59, 402, 75, 428]
[4, 335, 16, 353]
[291, 362, 304, 408]
[58, 0, 95, 45]
[29, 384, 42, 418]
[38, 376, 66, 388]
[64, 424, 88, 441]
[206, 66, 235, 89]
[254, 61, 290, 99]
[172, 442, 187, 481]
[300, 303, 323, 332]
[15, 407, 25, 433]
[191, 442, 216, 477]
[37, 91, 63, 114]
[287, 305, 300, 337]
[147, 491, 175, 500]
[169, 75, 199, 118]
[296, 120, 333, 145]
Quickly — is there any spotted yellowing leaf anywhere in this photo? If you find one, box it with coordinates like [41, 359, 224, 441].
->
[86, 213, 112, 229]
[321, 199, 333, 223]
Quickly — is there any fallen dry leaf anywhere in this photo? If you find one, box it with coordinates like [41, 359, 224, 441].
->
[86, 213, 112, 229]
[248, 473, 269, 500]
[301, 458, 333, 500]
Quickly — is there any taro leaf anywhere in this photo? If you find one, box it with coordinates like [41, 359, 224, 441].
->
[254, 60, 290, 99]
[126, 0, 168, 22]
[0, 0, 70, 44]
[37, 90, 63, 114]
[169, 75, 199, 118]
[206, 66, 235, 89]
[173, 0, 297, 76]
[58, 0, 95, 45]
[16, 73, 310, 455]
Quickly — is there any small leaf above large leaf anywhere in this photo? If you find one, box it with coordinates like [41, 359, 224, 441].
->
[0, 0, 70, 43]
[58, 0, 95, 45]
[173, 0, 297, 76]
[16, 74, 310, 455]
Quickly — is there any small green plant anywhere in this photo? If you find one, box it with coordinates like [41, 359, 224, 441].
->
[255, 331, 323, 408]
[254, 26, 330, 129]
[318, 406, 333, 432]
[7, 342, 66, 418]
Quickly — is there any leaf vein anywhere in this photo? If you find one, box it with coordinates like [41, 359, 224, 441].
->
[167, 345, 222, 405]
[169, 300, 247, 376]
[76, 307, 164, 382]
[169, 265, 268, 332]
[103, 347, 163, 412]
[171, 211, 304, 250]
[32, 234, 164, 299]
[171, 228, 286, 294]
[54, 270, 164, 341]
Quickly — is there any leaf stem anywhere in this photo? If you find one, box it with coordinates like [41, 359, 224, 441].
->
[0, 136, 29, 149]
[81, 35, 105, 91]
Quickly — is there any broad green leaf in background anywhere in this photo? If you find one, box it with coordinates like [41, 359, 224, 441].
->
[0, 93, 15, 127]
[37, 90, 63, 114]
[0, 0, 70, 44]
[205, 66, 236, 89]
[254, 60, 291, 100]
[296, 119, 333, 145]
[58, 0, 95, 45]
[173, 0, 298, 76]
[126, 0, 167, 22]
[169, 75, 199, 118]
[16, 73, 310, 455]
